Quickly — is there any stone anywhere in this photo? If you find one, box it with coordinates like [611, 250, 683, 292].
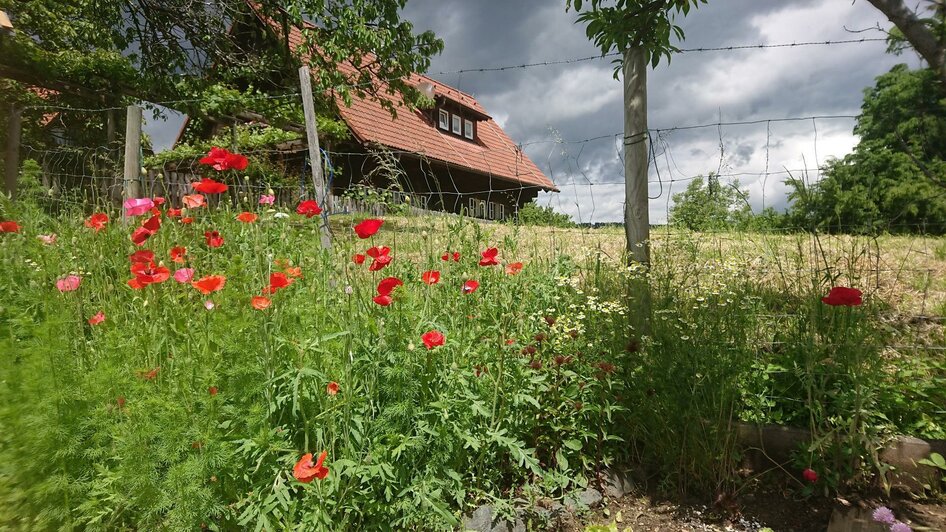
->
[879, 436, 940, 493]
[826, 507, 889, 532]
[602, 469, 635, 499]
[565, 487, 603, 511]
[462, 505, 494, 532]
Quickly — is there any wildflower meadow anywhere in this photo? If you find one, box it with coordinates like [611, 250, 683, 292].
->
[1, 148, 944, 530]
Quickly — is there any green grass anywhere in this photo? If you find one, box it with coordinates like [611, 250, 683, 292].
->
[1, 196, 944, 530]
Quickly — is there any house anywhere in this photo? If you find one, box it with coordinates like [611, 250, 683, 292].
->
[174, 10, 557, 220]
[0, 10, 13, 36]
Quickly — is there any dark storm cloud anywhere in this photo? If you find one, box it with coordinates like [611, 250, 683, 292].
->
[399, 0, 919, 223]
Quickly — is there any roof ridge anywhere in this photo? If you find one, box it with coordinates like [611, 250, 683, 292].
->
[414, 73, 478, 101]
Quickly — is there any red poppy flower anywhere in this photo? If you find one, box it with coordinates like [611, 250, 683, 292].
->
[87, 311, 106, 326]
[265, 272, 294, 294]
[821, 286, 862, 307]
[421, 271, 441, 285]
[129, 250, 155, 263]
[505, 262, 523, 275]
[208, 386, 218, 396]
[84, 213, 109, 232]
[373, 294, 393, 306]
[462, 280, 479, 294]
[251, 296, 271, 310]
[138, 366, 160, 381]
[368, 255, 392, 272]
[180, 217, 194, 224]
[130, 261, 171, 287]
[0, 220, 20, 233]
[192, 177, 229, 194]
[167, 208, 182, 218]
[170, 246, 187, 263]
[153, 196, 166, 206]
[440, 251, 460, 262]
[353, 253, 366, 265]
[142, 214, 161, 232]
[293, 450, 329, 483]
[478, 247, 499, 266]
[199, 147, 249, 172]
[192, 275, 226, 295]
[182, 194, 206, 208]
[326, 382, 339, 396]
[204, 231, 224, 248]
[130, 227, 153, 246]
[285, 266, 303, 278]
[377, 276, 403, 296]
[354, 218, 384, 238]
[422, 330, 445, 350]
[149, 206, 161, 216]
[296, 199, 322, 218]
[802, 468, 818, 483]
[237, 211, 258, 223]
[366, 246, 391, 259]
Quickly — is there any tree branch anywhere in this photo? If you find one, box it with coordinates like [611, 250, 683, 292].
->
[866, 0, 946, 83]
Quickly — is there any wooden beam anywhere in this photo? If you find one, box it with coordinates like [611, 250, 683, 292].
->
[4, 103, 22, 198]
[623, 47, 650, 266]
[298, 65, 333, 249]
[122, 105, 142, 213]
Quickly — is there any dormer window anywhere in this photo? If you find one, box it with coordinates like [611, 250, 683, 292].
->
[434, 103, 481, 142]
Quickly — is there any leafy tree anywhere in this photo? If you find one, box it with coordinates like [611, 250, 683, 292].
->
[567, 0, 707, 70]
[783, 65, 946, 234]
[515, 201, 576, 228]
[867, 0, 946, 88]
[0, 1, 443, 111]
[669, 173, 762, 231]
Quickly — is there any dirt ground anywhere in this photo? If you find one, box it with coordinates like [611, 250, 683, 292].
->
[573, 484, 946, 532]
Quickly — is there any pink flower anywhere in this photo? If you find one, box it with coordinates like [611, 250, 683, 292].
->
[87, 311, 105, 325]
[173, 268, 195, 283]
[56, 275, 82, 293]
[37, 234, 57, 245]
[123, 197, 155, 217]
[204, 300, 215, 310]
[259, 194, 275, 205]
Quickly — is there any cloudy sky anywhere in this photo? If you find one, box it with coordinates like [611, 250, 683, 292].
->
[147, 0, 923, 224]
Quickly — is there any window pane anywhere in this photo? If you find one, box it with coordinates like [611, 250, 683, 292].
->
[452, 114, 461, 134]
[439, 110, 449, 130]
[464, 119, 473, 139]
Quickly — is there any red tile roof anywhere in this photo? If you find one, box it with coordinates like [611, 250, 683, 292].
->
[276, 19, 556, 192]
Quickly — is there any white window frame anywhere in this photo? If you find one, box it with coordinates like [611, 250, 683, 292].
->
[464, 119, 474, 140]
[438, 109, 449, 130]
[452, 114, 462, 135]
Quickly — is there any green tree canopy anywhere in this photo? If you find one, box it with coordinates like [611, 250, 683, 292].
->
[0, 1, 443, 114]
[783, 64, 946, 233]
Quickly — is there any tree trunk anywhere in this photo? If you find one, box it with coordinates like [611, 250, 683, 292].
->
[623, 47, 650, 265]
[4, 104, 22, 199]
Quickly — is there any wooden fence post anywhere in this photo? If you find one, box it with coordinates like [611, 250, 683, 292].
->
[298, 65, 333, 249]
[4, 103, 22, 199]
[122, 105, 142, 219]
[623, 47, 650, 266]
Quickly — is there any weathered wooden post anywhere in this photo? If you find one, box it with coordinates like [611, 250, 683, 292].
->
[623, 46, 649, 266]
[4, 103, 22, 199]
[298, 65, 333, 249]
[122, 105, 142, 219]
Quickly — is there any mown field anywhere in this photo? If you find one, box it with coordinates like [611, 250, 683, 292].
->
[1, 190, 944, 530]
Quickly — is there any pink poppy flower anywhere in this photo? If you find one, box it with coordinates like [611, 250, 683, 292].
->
[123, 197, 155, 217]
[37, 234, 57, 245]
[56, 275, 82, 293]
[173, 268, 195, 283]
[259, 194, 276, 205]
[88, 311, 105, 325]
